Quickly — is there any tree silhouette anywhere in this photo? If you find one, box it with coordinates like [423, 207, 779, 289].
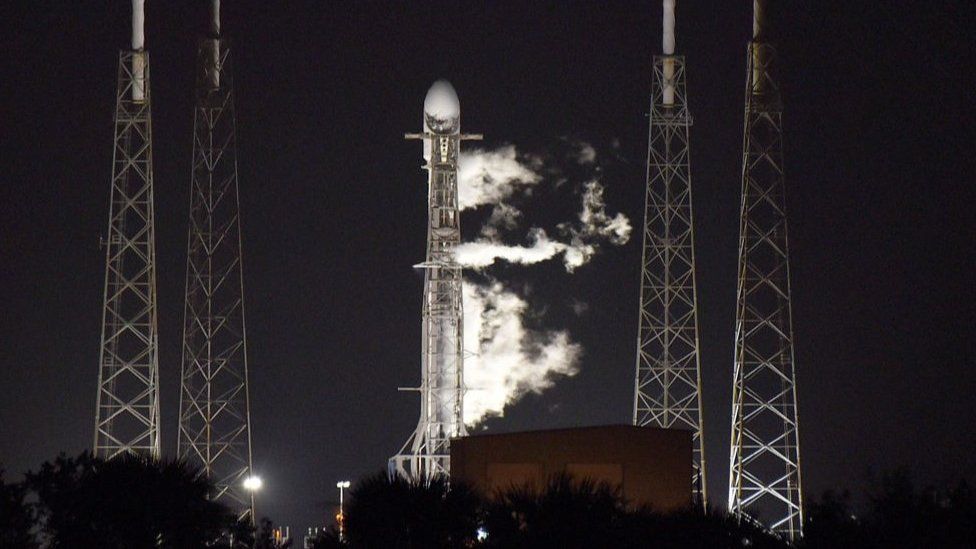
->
[0, 468, 37, 549]
[342, 472, 480, 548]
[482, 473, 786, 549]
[25, 452, 236, 548]
[482, 473, 629, 548]
[326, 471, 788, 549]
[800, 470, 976, 549]
[647, 505, 787, 549]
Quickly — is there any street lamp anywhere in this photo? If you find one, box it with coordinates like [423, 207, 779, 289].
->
[336, 480, 351, 540]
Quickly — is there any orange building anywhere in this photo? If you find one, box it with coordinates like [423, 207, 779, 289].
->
[450, 425, 692, 511]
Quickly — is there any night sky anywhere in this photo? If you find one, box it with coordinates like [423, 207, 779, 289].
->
[1, 1, 974, 532]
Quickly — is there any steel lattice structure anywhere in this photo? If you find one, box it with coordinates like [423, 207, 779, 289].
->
[177, 35, 255, 522]
[727, 27, 804, 539]
[390, 81, 480, 482]
[633, 52, 707, 504]
[93, 47, 161, 460]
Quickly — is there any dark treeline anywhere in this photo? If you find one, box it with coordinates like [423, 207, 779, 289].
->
[309, 471, 976, 549]
[4, 454, 976, 548]
[0, 452, 290, 549]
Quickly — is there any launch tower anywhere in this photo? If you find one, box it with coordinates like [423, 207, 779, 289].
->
[93, 0, 161, 460]
[633, 0, 707, 503]
[727, 0, 804, 539]
[390, 81, 481, 481]
[177, 0, 256, 522]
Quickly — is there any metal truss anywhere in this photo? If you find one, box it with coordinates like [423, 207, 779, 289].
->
[390, 96, 480, 482]
[633, 55, 707, 504]
[177, 39, 255, 522]
[94, 50, 161, 460]
[727, 41, 804, 540]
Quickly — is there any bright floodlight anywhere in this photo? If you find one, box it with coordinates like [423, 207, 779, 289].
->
[243, 476, 263, 491]
[336, 480, 351, 488]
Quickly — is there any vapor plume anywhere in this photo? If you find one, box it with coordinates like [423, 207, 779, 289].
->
[458, 146, 541, 210]
[462, 280, 581, 425]
[457, 142, 629, 425]
[456, 178, 631, 272]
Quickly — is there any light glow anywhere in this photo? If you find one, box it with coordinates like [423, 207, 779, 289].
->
[243, 475, 263, 491]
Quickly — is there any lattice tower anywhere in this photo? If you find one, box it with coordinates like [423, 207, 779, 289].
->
[94, 0, 161, 460]
[177, 3, 255, 522]
[728, 0, 804, 539]
[633, 0, 707, 504]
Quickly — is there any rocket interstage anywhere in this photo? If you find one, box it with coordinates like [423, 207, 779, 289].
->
[390, 80, 480, 482]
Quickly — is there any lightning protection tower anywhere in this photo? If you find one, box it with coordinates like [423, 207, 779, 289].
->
[177, 0, 255, 522]
[727, 0, 804, 539]
[390, 80, 481, 482]
[633, 0, 707, 504]
[93, 0, 161, 460]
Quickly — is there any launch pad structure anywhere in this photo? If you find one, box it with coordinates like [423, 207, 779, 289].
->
[81, 2, 806, 537]
[390, 81, 482, 482]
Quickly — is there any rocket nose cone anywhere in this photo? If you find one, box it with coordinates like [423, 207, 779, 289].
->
[424, 80, 460, 131]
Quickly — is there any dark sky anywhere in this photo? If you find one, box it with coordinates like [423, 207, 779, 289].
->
[1, 0, 974, 531]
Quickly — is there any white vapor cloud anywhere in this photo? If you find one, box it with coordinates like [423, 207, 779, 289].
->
[456, 179, 631, 272]
[456, 228, 565, 268]
[556, 180, 633, 270]
[574, 141, 597, 165]
[576, 180, 631, 245]
[463, 280, 581, 425]
[458, 146, 542, 210]
[455, 142, 629, 425]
